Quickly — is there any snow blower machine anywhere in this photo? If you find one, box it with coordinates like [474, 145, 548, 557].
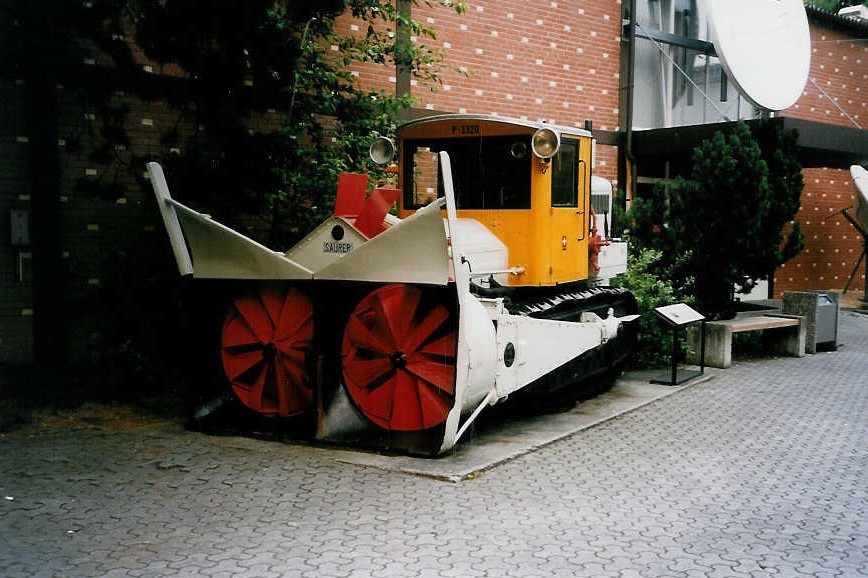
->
[147, 114, 638, 456]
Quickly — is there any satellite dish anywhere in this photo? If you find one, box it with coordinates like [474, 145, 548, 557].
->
[709, 0, 811, 111]
[851, 165, 868, 232]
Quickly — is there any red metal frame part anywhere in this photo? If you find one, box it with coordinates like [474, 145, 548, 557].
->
[341, 284, 458, 431]
[221, 286, 314, 417]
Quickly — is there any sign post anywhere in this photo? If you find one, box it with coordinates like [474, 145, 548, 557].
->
[651, 303, 706, 386]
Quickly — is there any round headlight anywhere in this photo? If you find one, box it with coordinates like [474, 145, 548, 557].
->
[531, 128, 560, 159]
[369, 137, 396, 165]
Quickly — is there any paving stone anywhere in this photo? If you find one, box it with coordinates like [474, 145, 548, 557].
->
[0, 312, 865, 578]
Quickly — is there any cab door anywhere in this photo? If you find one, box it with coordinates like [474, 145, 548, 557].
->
[549, 137, 588, 283]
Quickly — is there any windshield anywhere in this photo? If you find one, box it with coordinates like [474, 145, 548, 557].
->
[403, 136, 532, 210]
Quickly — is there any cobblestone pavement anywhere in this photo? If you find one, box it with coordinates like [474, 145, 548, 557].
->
[2, 311, 866, 578]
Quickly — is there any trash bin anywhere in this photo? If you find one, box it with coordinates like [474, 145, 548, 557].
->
[814, 293, 838, 347]
[782, 291, 840, 352]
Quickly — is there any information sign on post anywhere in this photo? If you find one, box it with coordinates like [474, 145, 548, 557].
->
[651, 303, 706, 386]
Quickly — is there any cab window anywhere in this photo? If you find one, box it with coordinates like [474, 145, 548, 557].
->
[404, 136, 532, 210]
[551, 139, 579, 207]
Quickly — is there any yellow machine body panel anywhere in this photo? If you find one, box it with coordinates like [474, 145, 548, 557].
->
[397, 115, 592, 286]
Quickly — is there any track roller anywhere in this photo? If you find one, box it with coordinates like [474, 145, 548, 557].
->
[341, 284, 458, 431]
[221, 285, 314, 417]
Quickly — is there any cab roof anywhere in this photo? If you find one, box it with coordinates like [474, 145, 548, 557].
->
[398, 114, 594, 138]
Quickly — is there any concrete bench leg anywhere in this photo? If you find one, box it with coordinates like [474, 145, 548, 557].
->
[687, 322, 732, 368]
[767, 314, 806, 358]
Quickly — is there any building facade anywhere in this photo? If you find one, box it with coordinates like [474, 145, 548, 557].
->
[337, 0, 866, 297]
[0, 1, 865, 366]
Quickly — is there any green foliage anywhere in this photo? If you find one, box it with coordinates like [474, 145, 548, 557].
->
[4, 0, 465, 245]
[123, 0, 467, 245]
[623, 181, 690, 265]
[624, 121, 804, 318]
[611, 188, 628, 239]
[612, 248, 692, 369]
[679, 122, 772, 310]
[753, 120, 806, 265]
[807, 1, 867, 11]
[271, 1, 462, 243]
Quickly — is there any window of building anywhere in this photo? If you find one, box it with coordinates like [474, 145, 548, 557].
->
[632, 0, 759, 129]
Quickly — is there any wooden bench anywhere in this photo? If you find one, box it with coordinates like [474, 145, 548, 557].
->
[686, 313, 806, 369]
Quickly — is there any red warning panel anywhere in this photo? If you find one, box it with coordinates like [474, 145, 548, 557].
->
[333, 173, 368, 217]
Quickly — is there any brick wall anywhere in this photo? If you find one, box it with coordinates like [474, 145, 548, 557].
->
[0, 73, 190, 365]
[0, 77, 34, 362]
[788, 25, 866, 127]
[774, 167, 866, 295]
[335, 0, 623, 182]
[775, 19, 867, 295]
